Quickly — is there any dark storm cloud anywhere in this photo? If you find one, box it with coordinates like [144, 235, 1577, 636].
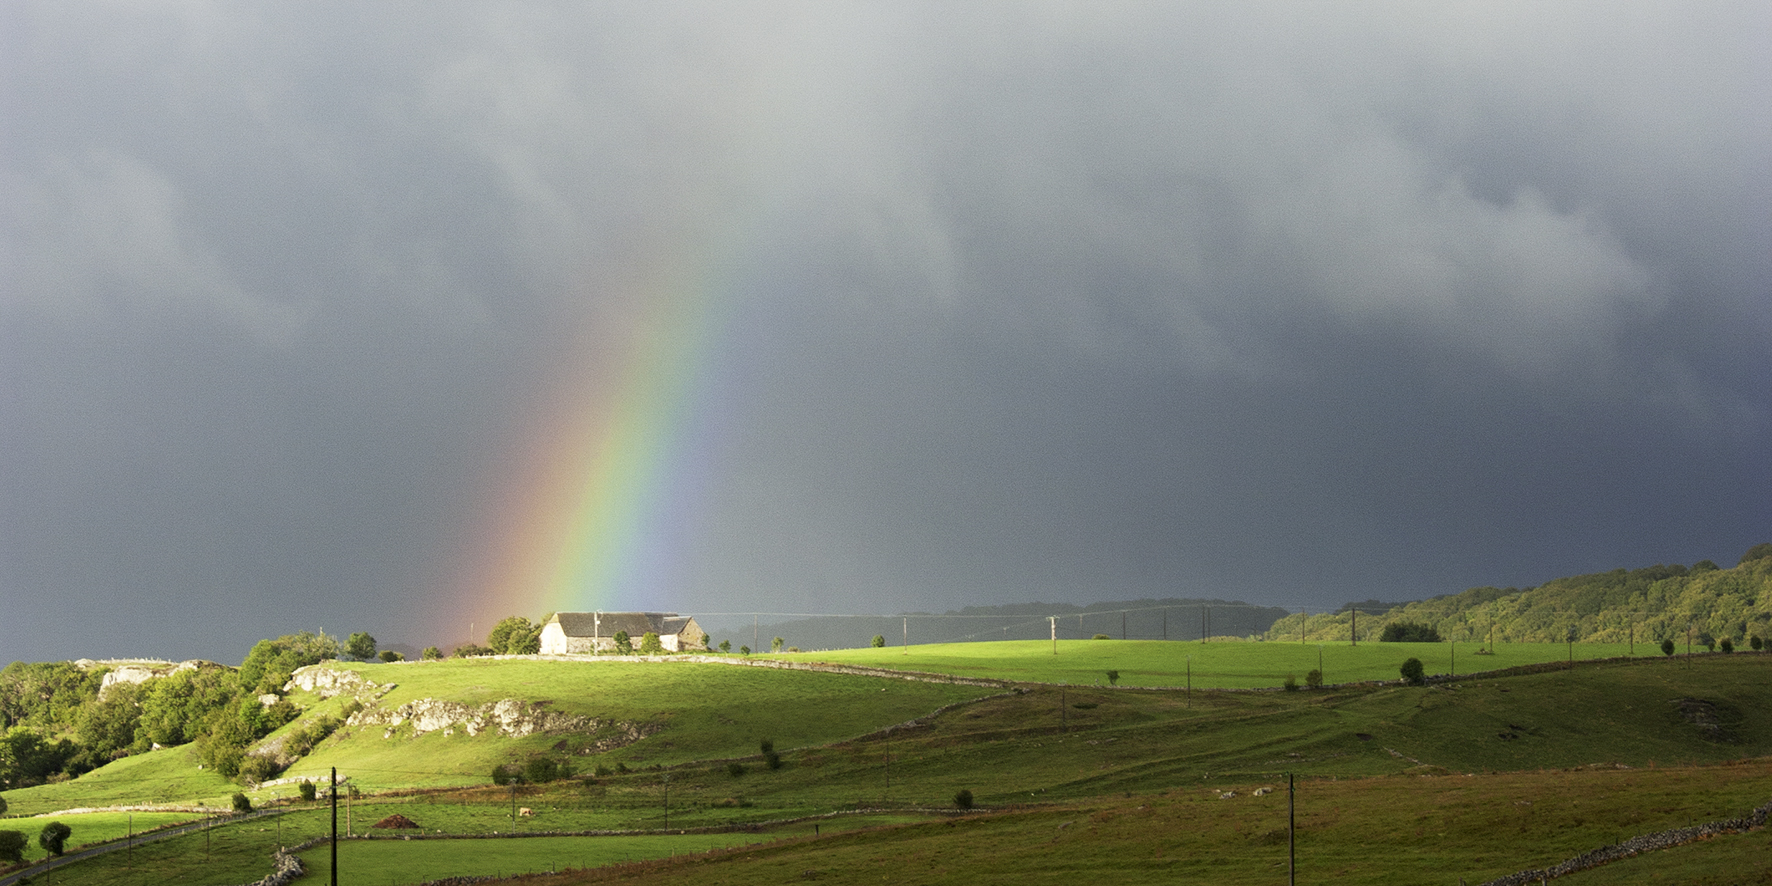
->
[3, 2, 1767, 662]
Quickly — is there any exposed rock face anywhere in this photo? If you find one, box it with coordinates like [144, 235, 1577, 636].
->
[285, 664, 385, 699]
[347, 697, 595, 738]
[91, 659, 218, 698]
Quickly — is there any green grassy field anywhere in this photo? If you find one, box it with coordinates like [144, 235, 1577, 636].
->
[5, 649, 1767, 885]
[771, 638, 1663, 687]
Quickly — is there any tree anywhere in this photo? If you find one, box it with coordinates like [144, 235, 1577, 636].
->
[1283, 674, 1299, 691]
[487, 616, 540, 655]
[421, 646, 443, 661]
[1305, 669, 1324, 689]
[232, 792, 252, 813]
[770, 637, 785, 653]
[1380, 622, 1442, 643]
[871, 634, 886, 648]
[490, 764, 515, 786]
[0, 793, 6, 815]
[38, 821, 71, 857]
[1105, 670, 1120, 686]
[719, 640, 731, 653]
[298, 780, 317, 802]
[453, 643, 493, 658]
[345, 632, 377, 662]
[761, 738, 781, 770]
[1753, 636, 1764, 652]
[0, 830, 25, 864]
[1399, 658, 1425, 685]
[953, 788, 974, 810]
[739, 646, 751, 656]
[612, 631, 633, 655]
[1720, 637, 1734, 653]
[1739, 542, 1772, 565]
[640, 632, 663, 655]
[1661, 638, 1676, 656]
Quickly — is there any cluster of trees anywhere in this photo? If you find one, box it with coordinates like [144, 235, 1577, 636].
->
[1265, 543, 1772, 646]
[0, 814, 72, 865]
[0, 630, 373, 791]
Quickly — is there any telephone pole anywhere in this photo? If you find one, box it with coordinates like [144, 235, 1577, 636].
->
[330, 767, 338, 886]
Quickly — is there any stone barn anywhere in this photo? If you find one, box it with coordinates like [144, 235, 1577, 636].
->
[538, 612, 707, 654]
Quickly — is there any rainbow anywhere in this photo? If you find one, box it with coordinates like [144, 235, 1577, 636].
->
[432, 227, 747, 642]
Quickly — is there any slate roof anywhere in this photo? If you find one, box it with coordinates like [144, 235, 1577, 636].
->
[547, 611, 681, 638]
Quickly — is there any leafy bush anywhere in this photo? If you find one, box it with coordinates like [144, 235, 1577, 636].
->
[1092, 634, 1111, 640]
[739, 646, 751, 656]
[761, 739, 781, 770]
[1753, 636, 1764, 651]
[1105, 670, 1120, 686]
[1380, 622, 1442, 643]
[639, 632, 663, 655]
[453, 643, 494, 658]
[1720, 637, 1734, 653]
[0, 830, 26, 864]
[421, 646, 443, 661]
[613, 631, 633, 655]
[719, 640, 731, 653]
[378, 650, 404, 662]
[298, 780, 317, 802]
[953, 788, 974, 810]
[1661, 638, 1676, 656]
[771, 637, 785, 653]
[871, 634, 886, 648]
[1399, 658, 1425, 685]
[490, 764, 515, 786]
[38, 821, 71, 857]
[524, 757, 562, 784]
[237, 754, 282, 785]
[727, 761, 746, 777]
[1282, 674, 1299, 692]
[231, 792, 252, 813]
[1305, 669, 1323, 689]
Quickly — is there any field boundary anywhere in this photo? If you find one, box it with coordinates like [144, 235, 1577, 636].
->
[1478, 798, 1772, 885]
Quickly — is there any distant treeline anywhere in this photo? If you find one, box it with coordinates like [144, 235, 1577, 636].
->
[1266, 542, 1772, 646]
[702, 598, 1294, 652]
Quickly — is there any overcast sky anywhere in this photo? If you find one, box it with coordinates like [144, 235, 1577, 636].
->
[3, 2, 1768, 665]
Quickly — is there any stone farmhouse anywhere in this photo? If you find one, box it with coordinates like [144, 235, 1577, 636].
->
[538, 611, 707, 655]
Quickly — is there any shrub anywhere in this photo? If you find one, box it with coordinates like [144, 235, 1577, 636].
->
[231, 792, 252, 813]
[739, 646, 751, 656]
[298, 780, 317, 802]
[1092, 633, 1111, 640]
[490, 764, 515, 786]
[378, 650, 404, 662]
[453, 643, 494, 658]
[953, 788, 974, 810]
[237, 754, 282, 785]
[1305, 669, 1323, 689]
[1720, 637, 1734, 653]
[1282, 674, 1299, 692]
[1399, 658, 1425, 686]
[727, 762, 746, 777]
[771, 637, 785, 653]
[1661, 638, 1676, 656]
[761, 739, 781, 770]
[0, 830, 26, 864]
[524, 757, 562, 784]
[639, 632, 663, 655]
[1753, 636, 1764, 651]
[1105, 670, 1120, 686]
[871, 634, 886, 648]
[613, 631, 633, 655]
[38, 821, 71, 857]
[422, 646, 443, 661]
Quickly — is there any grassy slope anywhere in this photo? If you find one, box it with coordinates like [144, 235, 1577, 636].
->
[10, 652, 1769, 884]
[776, 637, 1662, 687]
[281, 658, 1003, 791]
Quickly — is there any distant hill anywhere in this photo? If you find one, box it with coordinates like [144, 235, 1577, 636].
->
[1269, 542, 1772, 645]
[704, 598, 1293, 652]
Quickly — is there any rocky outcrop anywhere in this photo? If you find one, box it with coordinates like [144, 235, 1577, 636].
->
[86, 659, 219, 698]
[285, 664, 388, 699]
[338, 696, 658, 751]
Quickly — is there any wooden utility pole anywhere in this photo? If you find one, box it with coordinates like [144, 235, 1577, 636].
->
[1288, 772, 1296, 886]
[1050, 616, 1057, 655]
[330, 767, 338, 886]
